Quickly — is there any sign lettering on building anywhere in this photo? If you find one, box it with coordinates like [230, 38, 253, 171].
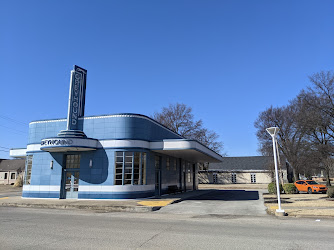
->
[41, 139, 73, 146]
[66, 65, 87, 130]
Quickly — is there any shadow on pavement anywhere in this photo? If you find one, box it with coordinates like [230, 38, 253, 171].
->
[184, 190, 260, 201]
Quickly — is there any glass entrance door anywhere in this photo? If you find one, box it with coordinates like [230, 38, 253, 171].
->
[65, 171, 79, 199]
[62, 154, 81, 199]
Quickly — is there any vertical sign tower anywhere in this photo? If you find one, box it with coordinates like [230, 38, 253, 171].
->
[58, 65, 87, 138]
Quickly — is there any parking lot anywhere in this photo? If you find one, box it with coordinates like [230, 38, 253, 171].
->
[158, 188, 268, 216]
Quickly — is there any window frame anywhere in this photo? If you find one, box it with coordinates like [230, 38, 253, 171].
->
[65, 154, 81, 169]
[24, 155, 33, 185]
[114, 152, 146, 185]
[231, 173, 236, 183]
[166, 157, 170, 171]
[251, 173, 256, 183]
[213, 173, 218, 184]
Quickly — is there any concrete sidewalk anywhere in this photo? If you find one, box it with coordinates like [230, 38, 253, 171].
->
[0, 189, 212, 213]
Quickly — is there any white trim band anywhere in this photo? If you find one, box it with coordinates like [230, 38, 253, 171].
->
[14, 139, 222, 162]
[23, 185, 155, 193]
[23, 185, 61, 192]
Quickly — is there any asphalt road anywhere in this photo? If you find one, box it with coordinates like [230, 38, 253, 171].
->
[158, 189, 268, 216]
[0, 185, 22, 198]
[1, 207, 334, 249]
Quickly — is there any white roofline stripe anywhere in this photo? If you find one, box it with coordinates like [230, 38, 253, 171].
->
[12, 139, 222, 162]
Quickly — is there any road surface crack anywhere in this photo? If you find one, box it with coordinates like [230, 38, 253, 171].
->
[137, 226, 172, 249]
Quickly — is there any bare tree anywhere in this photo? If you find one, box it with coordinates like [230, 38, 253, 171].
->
[254, 103, 313, 181]
[308, 71, 334, 121]
[321, 157, 334, 186]
[255, 71, 334, 185]
[153, 103, 202, 138]
[191, 127, 223, 153]
[299, 71, 334, 185]
[153, 103, 224, 154]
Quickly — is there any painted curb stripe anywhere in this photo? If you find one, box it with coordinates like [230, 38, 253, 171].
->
[137, 199, 175, 207]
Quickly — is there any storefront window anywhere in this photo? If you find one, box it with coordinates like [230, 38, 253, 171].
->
[114, 152, 146, 185]
[24, 155, 33, 185]
[115, 152, 123, 185]
[141, 153, 146, 185]
[66, 154, 81, 169]
[166, 157, 170, 171]
[124, 152, 132, 185]
[187, 163, 191, 183]
[133, 153, 140, 185]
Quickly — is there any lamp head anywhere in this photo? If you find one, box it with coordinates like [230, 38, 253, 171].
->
[266, 127, 279, 137]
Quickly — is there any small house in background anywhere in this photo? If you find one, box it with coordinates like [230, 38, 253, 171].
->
[199, 156, 288, 184]
[0, 159, 25, 185]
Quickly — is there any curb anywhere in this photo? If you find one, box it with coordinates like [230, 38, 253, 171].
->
[0, 190, 209, 213]
[0, 202, 161, 213]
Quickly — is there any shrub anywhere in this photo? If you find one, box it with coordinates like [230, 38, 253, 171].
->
[268, 182, 283, 194]
[283, 183, 297, 194]
[268, 183, 275, 194]
[327, 186, 334, 198]
[14, 175, 23, 187]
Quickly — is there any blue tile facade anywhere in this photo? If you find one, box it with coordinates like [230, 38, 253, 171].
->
[28, 114, 183, 144]
[23, 114, 197, 199]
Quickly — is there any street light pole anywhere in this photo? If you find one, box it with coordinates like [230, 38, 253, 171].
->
[266, 127, 285, 215]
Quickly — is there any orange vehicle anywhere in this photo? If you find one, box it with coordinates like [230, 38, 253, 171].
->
[294, 180, 328, 194]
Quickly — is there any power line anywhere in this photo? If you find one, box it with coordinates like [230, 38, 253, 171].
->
[0, 146, 10, 150]
[0, 114, 27, 126]
[0, 149, 9, 152]
[0, 124, 27, 134]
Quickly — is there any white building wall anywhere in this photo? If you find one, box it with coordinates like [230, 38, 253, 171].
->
[198, 171, 287, 184]
[0, 171, 17, 185]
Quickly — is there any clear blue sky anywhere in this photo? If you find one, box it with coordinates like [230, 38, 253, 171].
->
[1, 0, 333, 159]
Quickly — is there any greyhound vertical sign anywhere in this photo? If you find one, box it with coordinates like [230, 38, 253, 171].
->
[66, 65, 87, 131]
